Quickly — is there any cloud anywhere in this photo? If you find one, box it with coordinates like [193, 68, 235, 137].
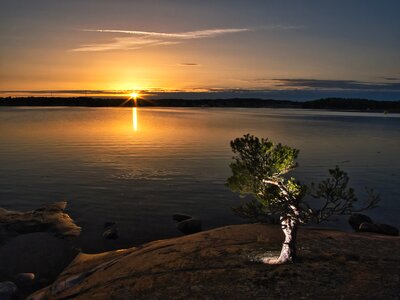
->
[73, 37, 161, 52]
[269, 79, 400, 91]
[73, 37, 179, 52]
[73, 25, 300, 51]
[82, 28, 250, 39]
[178, 63, 200, 67]
[73, 27, 250, 51]
[382, 77, 400, 81]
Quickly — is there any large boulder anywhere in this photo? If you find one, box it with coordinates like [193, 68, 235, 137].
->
[177, 218, 202, 235]
[348, 214, 373, 231]
[358, 223, 399, 236]
[376, 224, 399, 236]
[359, 222, 381, 234]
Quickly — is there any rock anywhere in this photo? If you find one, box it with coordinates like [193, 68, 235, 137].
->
[0, 233, 79, 286]
[177, 218, 202, 235]
[15, 273, 35, 287]
[25, 224, 400, 300]
[0, 281, 18, 300]
[0, 202, 81, 239]
[348, 214, 373, 231]
[42, 202, 67, 212]
[358, 222, 381, 233]
[376, 224, 399, 236]
[172, 213, 193, 222]
[103, 227, 119, 240]
[358, 222, 399, 236]
[104, 222, 116, 229]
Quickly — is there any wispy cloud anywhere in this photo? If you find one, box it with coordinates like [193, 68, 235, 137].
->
[73, 37, 179, 52]
[73, 27, 249, 52]
[178, 63, 200, 67]
[82, 28, 249, 39]
[382, 77, 400, 81]
[268, 78, 400, 91]
[72, 25, 300, 51]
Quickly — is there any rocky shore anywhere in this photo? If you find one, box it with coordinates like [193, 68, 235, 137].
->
[0, 203, 81, 299]
[1, 204, 399, 299]
[30, 226, 400, 299]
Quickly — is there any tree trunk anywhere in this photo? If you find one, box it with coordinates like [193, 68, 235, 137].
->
[277, 217, 298, 263]
[263, 217, 298, 264]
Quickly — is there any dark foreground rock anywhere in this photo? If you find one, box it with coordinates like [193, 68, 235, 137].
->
[348, 213, 373, 231]
[359, 222, 399, 236]
[376, 223, 399, 236]
[103, 222, 116, 228]
[0, 232, 80, 299]
[359, 222, 381, 233]
[28, 224, 400, 300]
[0, 281, 18, 300]
[348, 214, 398, 236]
[0, 203, 81, 299]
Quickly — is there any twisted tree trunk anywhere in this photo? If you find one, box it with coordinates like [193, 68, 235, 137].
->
[276, 217, 298, 263]
[263, 217, 298, 264]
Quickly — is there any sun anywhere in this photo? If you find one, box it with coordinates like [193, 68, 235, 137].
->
[130, 92, 139, 99]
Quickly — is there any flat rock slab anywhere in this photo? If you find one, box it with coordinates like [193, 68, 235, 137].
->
[0, 202, 81, 242]
[29, 224, 400, 300]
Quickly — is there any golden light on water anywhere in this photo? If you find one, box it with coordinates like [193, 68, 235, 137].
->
[132, 107, 138, 131]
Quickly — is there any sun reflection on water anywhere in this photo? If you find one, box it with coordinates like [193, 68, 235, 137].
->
[132, 107, 138, 131]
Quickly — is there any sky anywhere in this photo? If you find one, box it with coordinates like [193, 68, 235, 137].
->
[0, 0, 400, 100]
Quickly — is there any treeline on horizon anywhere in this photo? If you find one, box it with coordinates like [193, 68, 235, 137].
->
[1, 97, 400, 112]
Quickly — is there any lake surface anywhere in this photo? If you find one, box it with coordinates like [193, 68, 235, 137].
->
[1, 107, 399, 252]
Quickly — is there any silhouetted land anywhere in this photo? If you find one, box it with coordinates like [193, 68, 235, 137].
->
[1, 97, 400, 112]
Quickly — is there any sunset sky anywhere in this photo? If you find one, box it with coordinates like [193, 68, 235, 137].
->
[1, 0, 399, 99]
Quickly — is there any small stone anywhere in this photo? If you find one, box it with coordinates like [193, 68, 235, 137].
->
[103, 227, 119, 239]
[172, 213, 193, 222]
[177, 218, 202, 235]
[0, 281, 18, 300]
[15, 273, 35, 287]
[348, 214, 373, 231]
[104, 222, 116, 229]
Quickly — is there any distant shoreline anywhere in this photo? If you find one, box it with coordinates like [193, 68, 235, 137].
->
[1, 97, 400, 112]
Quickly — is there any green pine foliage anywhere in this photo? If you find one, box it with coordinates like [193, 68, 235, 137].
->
[227, 134, 379, 225]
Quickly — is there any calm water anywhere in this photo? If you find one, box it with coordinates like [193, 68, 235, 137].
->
[1, 107, 399, 252]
